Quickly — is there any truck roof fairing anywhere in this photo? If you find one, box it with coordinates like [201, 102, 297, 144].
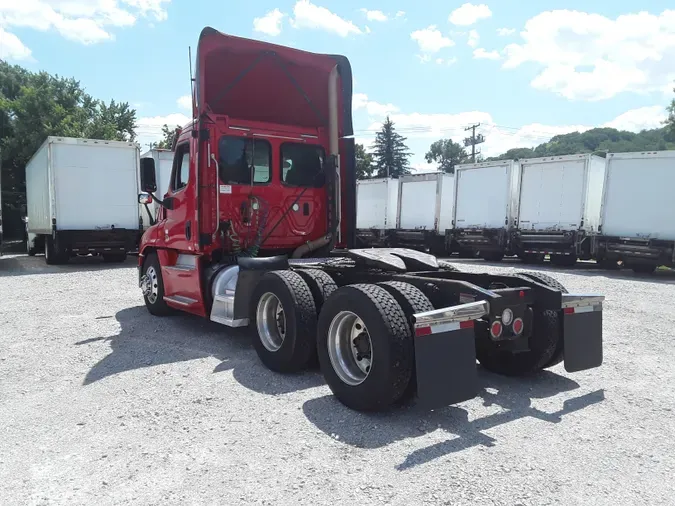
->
[195, 27, 354, 136]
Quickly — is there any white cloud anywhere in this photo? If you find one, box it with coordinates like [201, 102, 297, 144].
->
[291, 0, 362, 37]
[502, 9, 675, 101]
[0, 0, 171, 57]
[0, 26, 33, 60]
[411, 25, 454, 53]
[467, 29, 479, 47]
[449, 3, 492, 26]
[136, 112, 191, 149]
[497, 27, 516, 36]
[352, 92, 399, 116]
[177, 95, 192, 110]
[436, 57, 458, 66]
[360, 9, 387, 22]
[253, 8, 285, 36]
[352, 87, 665, 164]
[602, 106, 666, 132]
[395, 11, 406, 19]
[474, 48, 500, 60]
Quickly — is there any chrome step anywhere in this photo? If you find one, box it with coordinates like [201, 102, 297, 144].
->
[164, 295, 198, 306]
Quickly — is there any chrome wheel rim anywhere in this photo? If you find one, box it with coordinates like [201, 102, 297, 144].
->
[327, 311, 372, 386]
[256, 292, 286, 352]
[143, 266, 159, 304]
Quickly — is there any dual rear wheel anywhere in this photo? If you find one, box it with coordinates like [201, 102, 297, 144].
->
[249, 269, 569, 411]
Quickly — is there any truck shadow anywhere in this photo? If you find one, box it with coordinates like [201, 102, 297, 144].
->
[448, 257, 675, 285]
[0, 254, 137, 278]
[302, 370, 605, 471]
[78, 306, 324, 395]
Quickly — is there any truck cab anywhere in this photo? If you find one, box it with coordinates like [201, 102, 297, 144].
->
[138, 27, 356, 316]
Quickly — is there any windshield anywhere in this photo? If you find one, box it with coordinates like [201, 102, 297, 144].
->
[218, 136, 271, 185]
[281, 143, 325, 188]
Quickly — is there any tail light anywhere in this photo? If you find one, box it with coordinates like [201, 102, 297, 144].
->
[490, 320, 503, 338]
[512, 318, 524, 335]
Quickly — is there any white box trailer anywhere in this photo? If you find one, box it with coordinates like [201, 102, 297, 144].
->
[140, 148, 174, 229]
[393, 172, 454, 254]
[355, 177, 400, 246]
[452, 159, 520, 261]
[596, 151, 675, 272]
[25, 136, 141, 264]
[513, 153, 606, 265]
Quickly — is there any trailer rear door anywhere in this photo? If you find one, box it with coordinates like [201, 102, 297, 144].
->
[455, 165, 510, 229]
[518, 159, 585, 231]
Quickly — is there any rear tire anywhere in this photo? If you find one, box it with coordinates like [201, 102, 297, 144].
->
[376, 281, 434, 403]
[317, 284, 413, 411]
[250, 270, 317, 373]
[141, 252, 173, 316]
[477, 271, 568, 376]
[295, 269, 337, 315]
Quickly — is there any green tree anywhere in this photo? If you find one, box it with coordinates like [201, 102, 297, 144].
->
[151, 124, 181, 149]
[488, 127, 675, 161]
[372, 116, 411, 178]
[355, 143, 375, 179]
[424, 138, 469, 174]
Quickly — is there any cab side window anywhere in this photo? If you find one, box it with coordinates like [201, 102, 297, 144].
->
[172, 142, 190, 192]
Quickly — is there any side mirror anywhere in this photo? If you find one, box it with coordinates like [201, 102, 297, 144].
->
[139, 193, 153, 205]
[140, 158, 157, 193]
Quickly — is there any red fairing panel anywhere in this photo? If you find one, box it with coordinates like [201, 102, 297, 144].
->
[194, 28, 357, 248]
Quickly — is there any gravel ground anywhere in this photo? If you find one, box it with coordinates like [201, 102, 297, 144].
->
[1, 254, 674, 506]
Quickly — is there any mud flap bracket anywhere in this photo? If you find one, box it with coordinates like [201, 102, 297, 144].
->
[413, 301, 489, 410]
[562, 294, 604, 373]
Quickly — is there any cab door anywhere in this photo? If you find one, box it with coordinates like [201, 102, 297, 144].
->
[162, 141, 196, 252]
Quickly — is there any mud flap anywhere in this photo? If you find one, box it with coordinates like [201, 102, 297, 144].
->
[413, 301, 489, 410]
[562, 294, 604, 373]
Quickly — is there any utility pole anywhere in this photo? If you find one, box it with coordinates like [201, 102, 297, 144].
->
[464, 123, 485, 163]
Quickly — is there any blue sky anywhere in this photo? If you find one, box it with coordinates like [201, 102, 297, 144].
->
[1, 1, 674, 169]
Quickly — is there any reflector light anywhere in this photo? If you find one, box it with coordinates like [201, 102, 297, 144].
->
[490, 320, 503, 338]
[512, 318, 524, 335]
[415, 326, 432, 337]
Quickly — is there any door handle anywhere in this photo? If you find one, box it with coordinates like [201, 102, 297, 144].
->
[186, 220, 192, 240]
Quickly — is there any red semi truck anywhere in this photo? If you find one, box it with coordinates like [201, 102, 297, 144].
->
[137, 28, 604, 412]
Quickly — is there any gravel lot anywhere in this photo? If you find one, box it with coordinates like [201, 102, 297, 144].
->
[1, 253, 674, 506]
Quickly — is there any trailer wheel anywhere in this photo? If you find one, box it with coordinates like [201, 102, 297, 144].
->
[481, 251, 504, 262]
[376, 281, 435, 403]
[550, 254, 577, 267]
[519, 253, 545, 264]
[250, 271, 317, 373]
[631, 264, 656, 275]
[103, 253, 127, 263]
[317, 284, 413, 411]
[45, 236, 68, 265]
[140, 252, 173, 316]
[477, 271, 568, 375]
